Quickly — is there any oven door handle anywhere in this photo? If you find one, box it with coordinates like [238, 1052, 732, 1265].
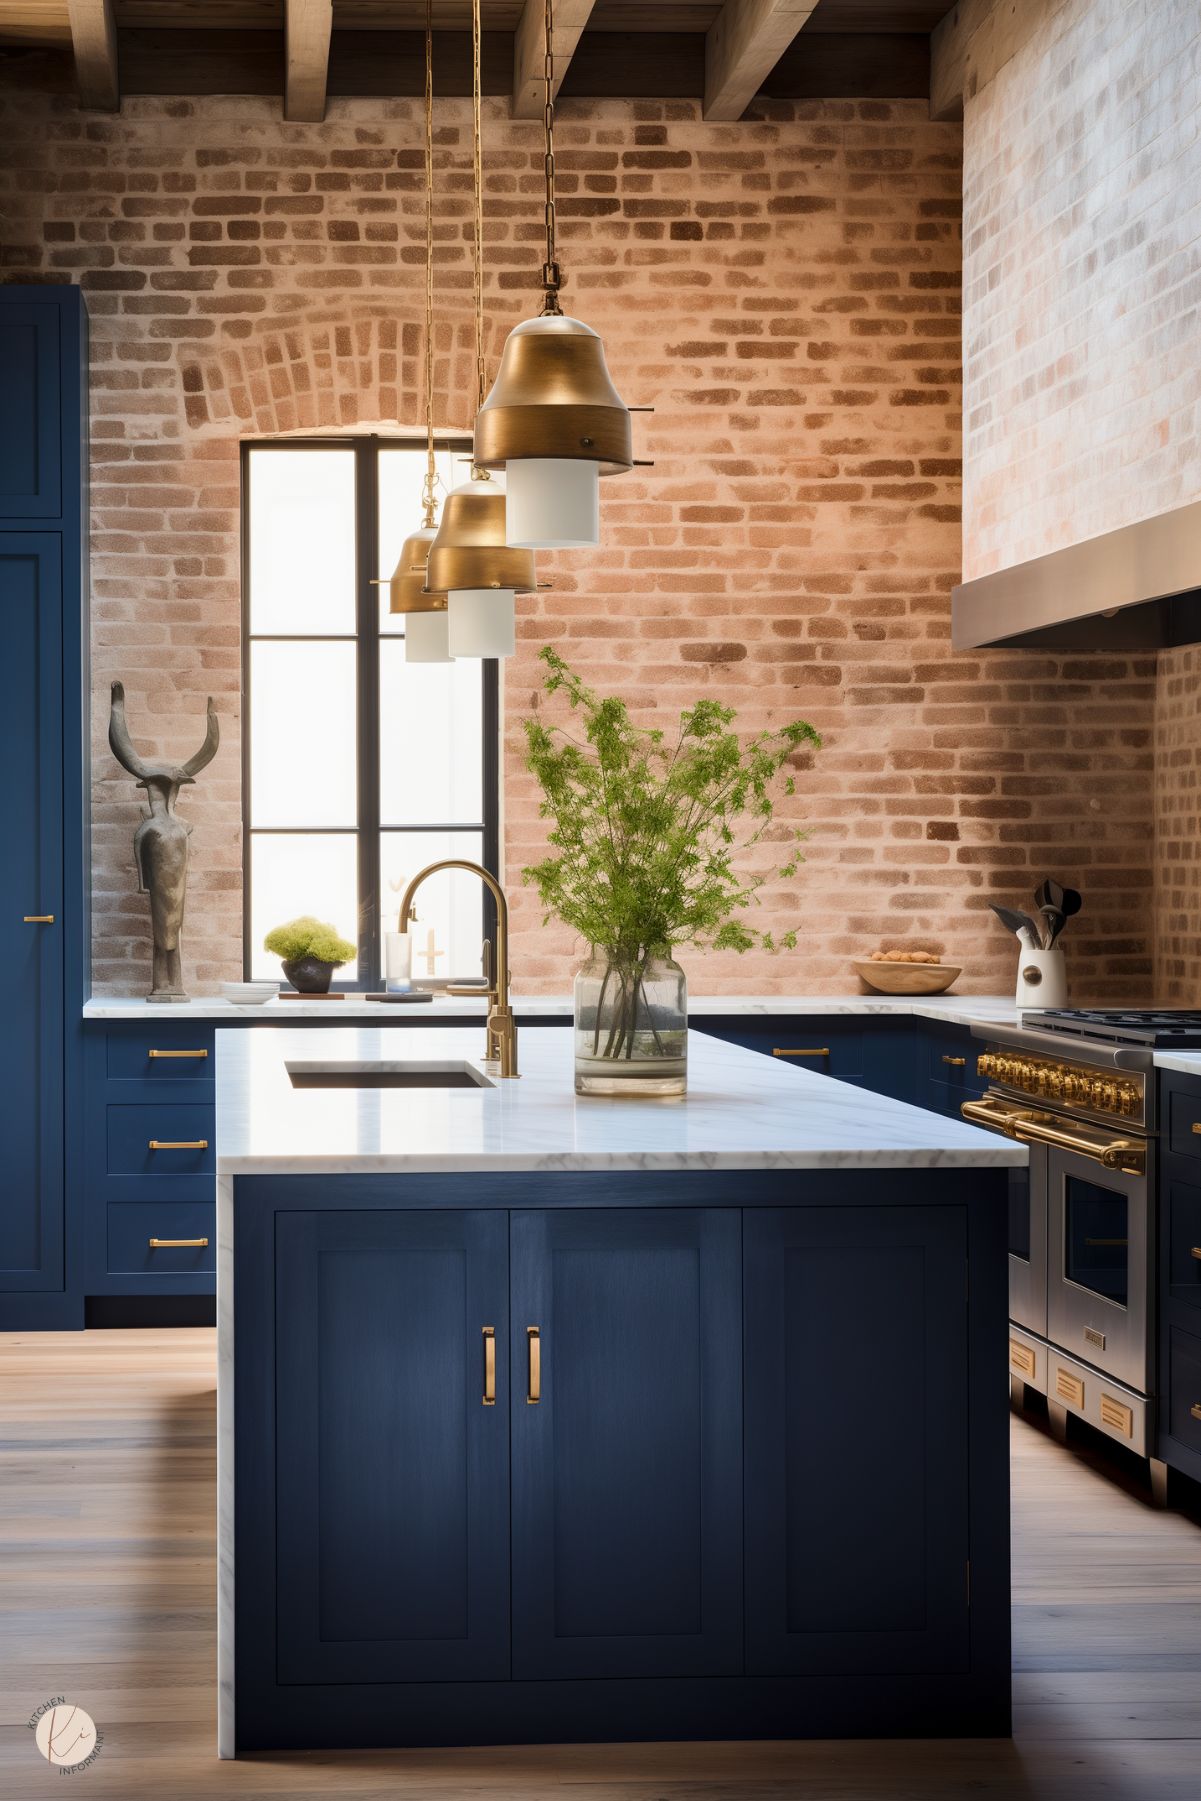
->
[1010, 1116, 1145, 1176]
[960, 1098, 1032, 1138]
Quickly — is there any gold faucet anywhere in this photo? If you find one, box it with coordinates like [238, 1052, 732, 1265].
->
[396, 859, 518, 1078]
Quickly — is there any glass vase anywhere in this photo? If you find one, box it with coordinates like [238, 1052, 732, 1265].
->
[573, 950, 688, 1097]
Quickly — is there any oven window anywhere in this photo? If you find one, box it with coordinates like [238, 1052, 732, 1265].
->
[1064, 1177, 1128, 1307]
[1008, 1168, 1031, 1262]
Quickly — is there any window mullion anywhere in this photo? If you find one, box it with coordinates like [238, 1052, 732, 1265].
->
[356, 438, 382, 989]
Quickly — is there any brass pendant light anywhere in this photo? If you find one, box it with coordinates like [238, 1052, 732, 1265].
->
[425, 0, 536, 659]
[472, 0, 632, 549]
[379, 0, 450, 661]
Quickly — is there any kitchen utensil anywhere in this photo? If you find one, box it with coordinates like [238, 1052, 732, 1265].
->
[990, 904, 1042, 945]
[1042, 887, 1081, 947]
[853, 960, 961, 996]
[1038, 905, 1063, 947]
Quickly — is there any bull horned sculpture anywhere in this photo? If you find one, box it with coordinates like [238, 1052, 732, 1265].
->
[107, 681, 220, 1002]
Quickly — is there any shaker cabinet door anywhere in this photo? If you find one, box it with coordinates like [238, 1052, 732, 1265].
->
[274, 1208, 510, 1684]
[743, 1204, 971, 1676]
[1, 536, 64, 1293]
[510, 1206, 742, 1679]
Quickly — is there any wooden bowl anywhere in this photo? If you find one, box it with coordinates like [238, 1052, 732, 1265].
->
[852, 960, 961, 996]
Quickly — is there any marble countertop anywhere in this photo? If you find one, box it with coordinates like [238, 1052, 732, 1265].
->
[213, 1023, 1028, 1175]
[87, 990, 1023, 1026]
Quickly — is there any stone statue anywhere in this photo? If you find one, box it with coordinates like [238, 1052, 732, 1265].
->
[107, 681, 220, 1003]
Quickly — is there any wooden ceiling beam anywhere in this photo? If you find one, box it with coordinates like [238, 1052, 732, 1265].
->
[66, 0, 117, 109]
[511, 0, 596, 119]
[930, 0, 1056, 121]
[703, 0, 817, 120]
[284, 0, 332, 121]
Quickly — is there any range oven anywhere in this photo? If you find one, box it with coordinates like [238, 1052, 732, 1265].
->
[963, 1019, 1156, 1457]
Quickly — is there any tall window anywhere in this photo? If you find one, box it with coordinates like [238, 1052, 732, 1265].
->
[242, 438, 498, 987]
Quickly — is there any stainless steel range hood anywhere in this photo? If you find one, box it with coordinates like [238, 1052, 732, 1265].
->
[952, 497, 1201, 651]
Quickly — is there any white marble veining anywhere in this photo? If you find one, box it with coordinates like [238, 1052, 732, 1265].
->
[1149, 1049, 1201, 1076]
[86, 990, 1021, 1026]
[214, 1023, 1027, 1175]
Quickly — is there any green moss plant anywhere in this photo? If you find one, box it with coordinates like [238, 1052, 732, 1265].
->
[263, 916, 357, 967]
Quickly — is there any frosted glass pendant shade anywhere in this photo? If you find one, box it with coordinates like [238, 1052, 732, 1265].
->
[404, 607, 451, 663]
[448, 588, 516, 660]
[505, 457, 599, 549]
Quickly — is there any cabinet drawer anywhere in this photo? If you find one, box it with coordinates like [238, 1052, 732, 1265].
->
[1166, 1169, 1201, 1316]
[731, 1029, 864, 1081]
[1166, 1082, 1201, 1161]
[106, 1103, 214, 1175]
[1166, 1325, 1201, 1459]
[107, 1029, 215, 1083]
[107, 1201, 215, 1276]
[925, 1028, 979, 1090]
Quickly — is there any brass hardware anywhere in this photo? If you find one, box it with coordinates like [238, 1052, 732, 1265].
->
[961, 1097, 1032, 1137]
[147, 1139, 209, 1151]
[1083, 1326, 1107, 1351]
[773, 1047, 830, 1059]
[482, 1325, 496, 1406]
[1055, 1367, 1085, 1408]
[23, 914, 55, 923]
[1192, 1122, 1201, 1136]
[942, 1055, 967, 1067]
[148, 1237, 209, 1248]
[397, 861, 518, 1077]
[1009, 1116, 1145, 1175]
[1009, 1338, 1037, 1378]
[1100, 1394, 1133, 1438]
[1192, 1247, 1201, 1262]
[1191, 1404, 1201, 1423]
[977, 1050, 1140, 1117]
[148, 1048, 208, 1060]
[526, 1325, 541, 1405]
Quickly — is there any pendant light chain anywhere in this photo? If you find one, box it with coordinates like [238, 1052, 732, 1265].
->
[541, 0, 562, 314]
[421, 0, 437, 528]
[470, 0, 490, 475]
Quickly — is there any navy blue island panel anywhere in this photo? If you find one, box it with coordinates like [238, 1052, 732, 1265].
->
[0, 284, 88, 1331]
[233, 1166, 1011, 1752]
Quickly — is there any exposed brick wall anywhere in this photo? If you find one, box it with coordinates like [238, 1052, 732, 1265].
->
[960, 0, 1201, 583]
[1155, 645, 1201, 1003]
[0, 64, 1157, 998]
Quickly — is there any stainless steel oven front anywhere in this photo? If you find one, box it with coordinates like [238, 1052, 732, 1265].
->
[1046, 1139, 1153, 1394]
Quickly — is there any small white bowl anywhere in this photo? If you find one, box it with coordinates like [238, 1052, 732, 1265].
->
[221, 981, 278, 1006]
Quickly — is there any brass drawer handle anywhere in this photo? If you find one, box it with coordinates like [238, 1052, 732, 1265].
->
[23, 914, 55, 923]
[942, 1055, 966, 1067]
[482, 1326, 496, 1407]
[1191, 1404, 1201, 1423]
[148, 1048, 209, 1060]
[527, 1325, 541, 1405]
[147, 1139, 209, 1151]
[1192, 1123, 1201, 1136]
[148, 1237, 209, 1248]
[1192, 1247, 1201, 1262]
[773, 1048, 830, 1059]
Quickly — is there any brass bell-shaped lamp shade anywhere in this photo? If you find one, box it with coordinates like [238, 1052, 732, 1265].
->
[473, 314, 633, 549]
[425, 477, 535, 662]
[387, 525, 441, 614]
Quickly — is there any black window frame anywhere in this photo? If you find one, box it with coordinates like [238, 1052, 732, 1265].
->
[239, 434, 500, 989]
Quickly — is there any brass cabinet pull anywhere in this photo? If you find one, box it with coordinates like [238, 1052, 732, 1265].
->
[1192, 1122, 1201, 1136]
[23, 915, 55, 923]
[526, 1325, 541, 1405]
[482, 1326, 496, 1407]
[147, 1139, 209, 1151]
[942, 1055, 967, 1067]
[1192, 1404, 1201, 1423]
[148, 1237, 209, 1248]
[773, 1048, 830, 1059]
[1192, 1247, 1201, 1262]
[148, 1048, 208, 1060]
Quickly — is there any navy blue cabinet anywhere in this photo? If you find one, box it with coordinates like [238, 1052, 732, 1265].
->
[274, 1209, 511, 1684]
[744, 1204, 971, 1675]
[701, 1016, 917, 1103]
[510, 1207, 741, 1679]
[0, 285, 87, 1330]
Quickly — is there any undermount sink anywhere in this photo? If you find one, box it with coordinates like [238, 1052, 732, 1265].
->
[286, 1060, 495, 1091]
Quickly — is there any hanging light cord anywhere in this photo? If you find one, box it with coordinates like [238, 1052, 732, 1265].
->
[421, 0, 437, 528]
[470, 0, 490, 476]
[541, 0, 562, 314]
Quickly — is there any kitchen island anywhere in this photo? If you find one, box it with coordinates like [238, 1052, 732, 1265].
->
[217, 1024, 1025, 1755]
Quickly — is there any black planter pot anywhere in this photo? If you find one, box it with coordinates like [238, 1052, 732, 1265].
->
[281, 955, 338, 995]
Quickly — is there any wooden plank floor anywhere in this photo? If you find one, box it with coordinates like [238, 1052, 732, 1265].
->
[2, 1330, 1201, 1799]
